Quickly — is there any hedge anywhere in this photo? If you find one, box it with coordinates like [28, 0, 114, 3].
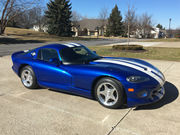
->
[112, 45, 144, 50]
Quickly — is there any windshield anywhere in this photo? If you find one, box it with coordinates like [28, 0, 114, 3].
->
[60, 46, 101, 64]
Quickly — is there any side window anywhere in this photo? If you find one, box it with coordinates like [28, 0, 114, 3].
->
[38, 48, 59, 62]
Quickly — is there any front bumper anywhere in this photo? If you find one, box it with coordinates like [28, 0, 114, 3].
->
[127, 85, 165, 107]
[149, 86, 165, 101]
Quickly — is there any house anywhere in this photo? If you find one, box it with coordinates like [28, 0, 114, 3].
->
[166, 29, 180, 38]
[72, 19, 107, 37]
[135, 27, 166, 39]
[33, 25, 48, 32]
[32, 19, 108, 36]
[150, 27, 166, 38]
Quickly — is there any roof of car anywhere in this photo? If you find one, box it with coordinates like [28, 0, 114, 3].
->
[40, 43, 83, 50]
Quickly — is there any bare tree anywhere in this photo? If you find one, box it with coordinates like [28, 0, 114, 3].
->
[14, 8, 35, 28]
[99, 7, 108, 27]
[14, 6, 45, 29]
[124, 5, 138, 44]
[0, 0, 41, 35]
[137, 13, 153, 38]
[71, 11, 82, 29]
[98, 7, 108, 35]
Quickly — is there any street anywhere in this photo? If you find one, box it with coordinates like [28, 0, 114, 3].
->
[0, 38, 144, 57]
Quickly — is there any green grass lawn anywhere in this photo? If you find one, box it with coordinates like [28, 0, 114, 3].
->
[89, 46, 180, 62]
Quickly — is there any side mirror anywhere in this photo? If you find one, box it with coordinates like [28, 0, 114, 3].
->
[31, 52, 36, 57]
[49, 58, 61, 66]
[93, 51, 97, 54]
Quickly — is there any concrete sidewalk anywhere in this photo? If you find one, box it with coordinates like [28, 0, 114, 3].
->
[104, 42, 180, 48]
[0, 56, 179, 135]
[152, 42, 180, 48]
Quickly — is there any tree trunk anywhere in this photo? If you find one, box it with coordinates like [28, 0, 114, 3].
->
[0, 25, 6, 35]
[0, 25, 5, 35]
[128, 23, 130, 45]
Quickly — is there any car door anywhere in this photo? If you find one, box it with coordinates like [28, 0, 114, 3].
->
[33, 48, 72, 90]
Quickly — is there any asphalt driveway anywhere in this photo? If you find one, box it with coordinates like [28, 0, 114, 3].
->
[0, 56, 179, 135]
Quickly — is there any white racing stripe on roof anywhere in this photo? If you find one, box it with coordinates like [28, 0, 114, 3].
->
[95, 59, 164, 85]
[69, 42, 81, 46]
[112, 59, 164, 79]
[63, 44, 75, 47]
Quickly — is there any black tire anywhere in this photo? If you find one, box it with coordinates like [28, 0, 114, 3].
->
[20, 66, 39, 89]
[94, 77, 125, 109]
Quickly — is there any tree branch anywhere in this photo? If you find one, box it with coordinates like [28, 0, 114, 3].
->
[1, 0, 10, 24]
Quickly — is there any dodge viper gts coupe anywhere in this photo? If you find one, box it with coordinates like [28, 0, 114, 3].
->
[11, 43, 165, 109]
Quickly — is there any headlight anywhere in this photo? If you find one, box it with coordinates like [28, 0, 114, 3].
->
[126, 76, 150, 83]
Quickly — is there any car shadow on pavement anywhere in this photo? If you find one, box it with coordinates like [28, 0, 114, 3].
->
[48, 88, 97, 101]
[134, 81, 179, 110]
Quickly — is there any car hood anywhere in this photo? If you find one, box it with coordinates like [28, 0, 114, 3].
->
[92, 57, 165, 86]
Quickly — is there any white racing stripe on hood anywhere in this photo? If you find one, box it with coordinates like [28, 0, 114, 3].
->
[63, 44, 75, 47]
[95, 59, 164, 85]
[111, 59, 164, 79]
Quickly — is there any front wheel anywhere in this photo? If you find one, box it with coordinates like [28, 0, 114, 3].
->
[95, 78, 125, 109]
[20, 66, 39, 89]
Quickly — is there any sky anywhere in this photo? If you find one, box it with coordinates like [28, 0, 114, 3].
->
[44, 0, 180, 29]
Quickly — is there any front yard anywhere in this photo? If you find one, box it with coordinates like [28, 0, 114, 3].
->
[1, 27, 97, 44]
[89, 46, 180, 62]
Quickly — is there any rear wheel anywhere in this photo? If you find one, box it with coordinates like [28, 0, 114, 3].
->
[95, 78, 125, 109]
[20, 66, 38, 89]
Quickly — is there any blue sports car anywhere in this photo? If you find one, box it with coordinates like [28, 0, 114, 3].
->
[11, 43, 165, 109]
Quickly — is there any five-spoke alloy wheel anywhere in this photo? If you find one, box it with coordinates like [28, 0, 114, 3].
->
[95, 78, 125, 109]
[20, 66, 38, 89]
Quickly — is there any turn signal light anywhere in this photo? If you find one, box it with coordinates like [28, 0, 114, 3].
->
[128, 88, 134, 92]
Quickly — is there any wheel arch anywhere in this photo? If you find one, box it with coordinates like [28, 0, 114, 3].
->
[91, 75, 127, 103]
[18, 64, 29, 77]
